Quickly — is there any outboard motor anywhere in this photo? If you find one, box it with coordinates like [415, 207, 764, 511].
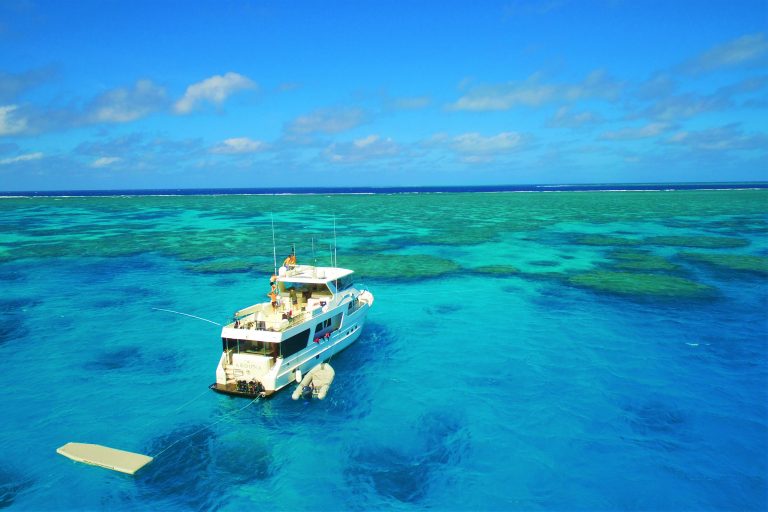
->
[301, 385, 314, 400]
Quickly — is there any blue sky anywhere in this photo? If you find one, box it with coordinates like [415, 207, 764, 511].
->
[0, 0, 766, 190]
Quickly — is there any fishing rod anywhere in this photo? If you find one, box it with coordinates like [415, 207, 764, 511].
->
[151, 307, 222, 326]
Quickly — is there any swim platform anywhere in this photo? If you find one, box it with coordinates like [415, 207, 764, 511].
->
[57, 442, 153, 475]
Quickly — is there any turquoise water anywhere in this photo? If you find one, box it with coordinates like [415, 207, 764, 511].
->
[1, 190, 766, 510]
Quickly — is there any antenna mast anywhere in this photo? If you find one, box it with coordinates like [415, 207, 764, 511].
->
[271, 214, 277, 277]
[312, 235, 317, 277]
[333, 215, 338, 267]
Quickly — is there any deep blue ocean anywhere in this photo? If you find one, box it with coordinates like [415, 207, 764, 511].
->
[0, 186, 766, 510]
[2, 182, 767, 197]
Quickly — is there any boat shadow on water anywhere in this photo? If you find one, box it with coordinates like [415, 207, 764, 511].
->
[240, 321, 397, 432]
[321, 322, 397, 418]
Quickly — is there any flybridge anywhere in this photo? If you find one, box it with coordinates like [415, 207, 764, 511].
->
[277, 265, 354, 284]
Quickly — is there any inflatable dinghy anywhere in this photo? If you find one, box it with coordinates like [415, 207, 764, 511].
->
[292, 363, 335, 400]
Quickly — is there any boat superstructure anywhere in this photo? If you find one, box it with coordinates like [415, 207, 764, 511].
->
[210, 264, 374, 398]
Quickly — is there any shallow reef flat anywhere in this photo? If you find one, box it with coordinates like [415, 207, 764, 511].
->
[572, 234, 750, 249]
[1, 189, 766, 300]
[567, 270, 717, 299]
[679, 252, 768, 276]
[339, 253, 461, 280]
[644, 235, 749, 248]
[185, 259, 259, 274]
[469, 264, 521, 276]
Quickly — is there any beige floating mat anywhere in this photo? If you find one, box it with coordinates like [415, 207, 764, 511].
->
[57, 442, 153, 475]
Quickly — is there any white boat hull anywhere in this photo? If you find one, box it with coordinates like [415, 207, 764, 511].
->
[211, 298, 370, 398]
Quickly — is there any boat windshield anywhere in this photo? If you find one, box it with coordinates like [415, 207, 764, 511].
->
[336, 275, 355, 290]
[278, 282, 332, 298]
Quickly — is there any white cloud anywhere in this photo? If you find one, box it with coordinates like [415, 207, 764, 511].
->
[0, 104, 28, 135]
[635, 76, 767, 121]
[277, 82, 301, 92]
[90, 156, 121, 168]
[174, 72, 256, 114]
[451, 132, 526, 153]
[0, 151, 42, 165]
[287, 107, 368, 134]
[667, 132, 688, 143]
[0, 67, 56, 103]
[449, 70, 623, 111]
[665, 124, 768, 151]
[86, 80, 168, 123]
[637, 74, 677, 100]
[353, 134, 379, 148]
[548, 106, 601, 128]
[459, 154, 494, 164]
[640, 94, 722, 121]
[210, 137, 268, 154]
[390, 96, 431, 110]
[324, 134, 399, 163]
[422, 131, 530, 164]
[684, 33, 768, 74]
[600, 122, 670, 140]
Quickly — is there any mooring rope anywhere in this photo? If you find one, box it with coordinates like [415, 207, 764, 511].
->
[152, 396, 260, 459]
[172, 388, 212, 413]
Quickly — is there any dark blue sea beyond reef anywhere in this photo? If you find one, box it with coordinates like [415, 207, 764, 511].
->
[0, 186, 766, 510]
[2, 181, 767, 197]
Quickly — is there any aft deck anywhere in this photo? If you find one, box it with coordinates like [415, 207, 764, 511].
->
[229, 293, 333, 332]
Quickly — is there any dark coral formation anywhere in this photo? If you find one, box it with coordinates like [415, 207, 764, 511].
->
[568, 271, 716, 299]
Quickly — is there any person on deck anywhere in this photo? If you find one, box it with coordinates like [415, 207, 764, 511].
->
[283, 253, 296, 269]
[268, 283, 279, 308]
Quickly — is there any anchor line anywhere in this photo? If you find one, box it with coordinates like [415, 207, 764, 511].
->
[151, 307, 222, 326]
[152, 397, 260, 459]
[172, 388, 212, 412]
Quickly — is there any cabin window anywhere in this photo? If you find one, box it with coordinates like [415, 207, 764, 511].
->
[222, 338, 277, 357]
[281, 329, 310, 358]
[279, 282, 332, 297]
[242, 339, 278, 357]
[314, 318, 336, 338]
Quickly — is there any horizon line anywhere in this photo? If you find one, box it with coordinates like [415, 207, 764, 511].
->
[2, 180, 768, 196]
